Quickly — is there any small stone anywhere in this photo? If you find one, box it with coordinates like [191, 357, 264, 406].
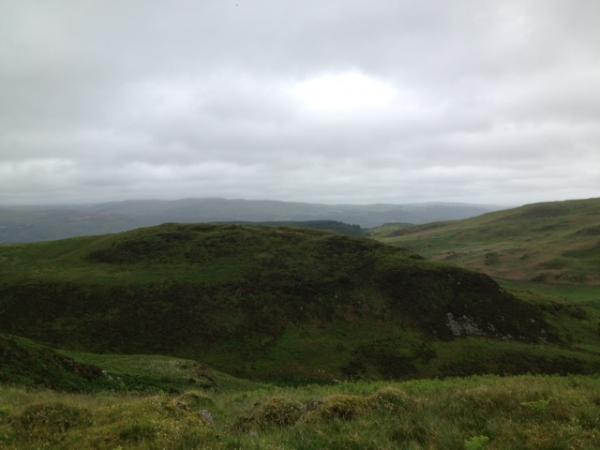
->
[200, 409, 214, 425]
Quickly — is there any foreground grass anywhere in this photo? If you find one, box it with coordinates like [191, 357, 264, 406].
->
[1, 375, 598, 449]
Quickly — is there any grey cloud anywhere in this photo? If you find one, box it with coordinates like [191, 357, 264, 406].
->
[0, 0, 599, 205]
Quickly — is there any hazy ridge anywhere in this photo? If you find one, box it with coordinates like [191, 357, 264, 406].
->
[0, 198, 498, 243]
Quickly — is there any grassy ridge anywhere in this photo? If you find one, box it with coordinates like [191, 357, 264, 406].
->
[3, 223, 596, 382]
[372, 197, 600, 285]
[0, 225, 598, 382]
[1, 375, 598, 449]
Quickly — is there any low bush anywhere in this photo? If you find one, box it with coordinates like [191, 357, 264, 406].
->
[237, 397, 304, 430]
[367, 387, 416, 412]
[305, 394, 368, 422]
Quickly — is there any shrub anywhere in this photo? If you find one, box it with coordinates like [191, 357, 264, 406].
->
[307, 394, 368, 422]
[368, 387, 415, 412]
[237, 397, 304, 430]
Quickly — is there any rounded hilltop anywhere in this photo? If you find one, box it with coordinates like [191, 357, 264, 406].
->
[0, 224, 594, 382]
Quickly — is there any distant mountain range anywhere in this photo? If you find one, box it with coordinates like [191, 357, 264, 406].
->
[0, 198, 499, 243]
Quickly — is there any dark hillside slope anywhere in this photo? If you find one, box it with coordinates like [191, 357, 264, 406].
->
[373, 197, 600, 285]
[0, 224, 596, 381]
[0, 335, 108, 391]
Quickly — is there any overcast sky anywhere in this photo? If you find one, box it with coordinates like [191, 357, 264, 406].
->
[1, 0, 599, 205]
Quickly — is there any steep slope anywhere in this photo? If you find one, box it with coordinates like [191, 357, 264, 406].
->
[0, 199, 497, 243]
[373, 197, 600, 285]
[0, 224, 596, 382]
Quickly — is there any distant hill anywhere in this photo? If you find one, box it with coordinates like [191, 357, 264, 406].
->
[0, 198, 497, 243]
[1, 223, 598, 382]
[372, 197, 600, 285]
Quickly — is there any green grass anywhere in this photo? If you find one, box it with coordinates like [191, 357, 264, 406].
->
[372, 197, 600, 285]
[497, 280, 600, 358]
[59, 351, 262, 393]
[500, 280, 600, 309]
[0, 334, 260, 394]
[1, 220, 600, 448]
[3, 223, 591, 382]
[1, 374, 598, 449]
[0, 334, 115, 392]
[2, 329, 599, 448]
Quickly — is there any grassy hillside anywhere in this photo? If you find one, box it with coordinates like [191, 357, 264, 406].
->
[1, 224, 599, 382]
[372, 198, 600, 285]
[0, 335, 112, 392]
[1, 374, 599, 449]
[0, 334, 259, 394]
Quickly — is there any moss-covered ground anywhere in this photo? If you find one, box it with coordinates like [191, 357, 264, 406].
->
[1, 374, 598, 449]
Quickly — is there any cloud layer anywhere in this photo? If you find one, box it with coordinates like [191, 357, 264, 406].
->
[1, 0, 599, 205]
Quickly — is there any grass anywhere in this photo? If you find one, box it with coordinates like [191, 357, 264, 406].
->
[500, 280, 600, 309]
[497, 280, 600, 358]
[0, 334, 261, 394]
[1, 374, 598, 449]
[1, 220, 599, 448]
[372, 197, 600, 285]
[0, 334, 116, 392]
[3, 223, 593, 382]
[59, 351, 262, 392]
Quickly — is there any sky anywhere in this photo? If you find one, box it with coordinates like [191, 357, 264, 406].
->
[1, 0, 599, 206]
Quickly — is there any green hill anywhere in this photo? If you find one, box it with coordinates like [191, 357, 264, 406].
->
[1, 223, 599, 382]
[372, 198, 600, 285]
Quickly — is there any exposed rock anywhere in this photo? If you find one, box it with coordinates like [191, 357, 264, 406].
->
[446, 312, 485, 337]
[200, 409, 214, 425]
